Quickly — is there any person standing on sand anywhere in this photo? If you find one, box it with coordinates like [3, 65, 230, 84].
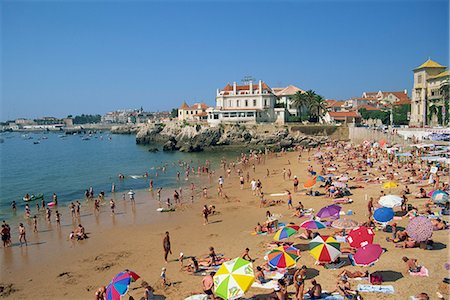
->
[202, 271, 215, 299]
[110, 199, 115, 214]
[163, 231, 172, 263]
[367, 197, 374, 217]
[203, 205, 210, 225]
[55, 210, 61, 226]
[33, 215, 38, 233]
[53, 192, 58, 206]
[19, 223, 27, 247]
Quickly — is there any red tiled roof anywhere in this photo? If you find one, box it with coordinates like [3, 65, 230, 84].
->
[193, 112, 208, 117]
[352, 105, 380, 111]
[387, 92, 410, 104]
[179, 101, 189, 109]
[329, 111, 360, 117]
[189, 103, 209, 110]
[326, 100, 345, 107]
[222, 82, 271, 92]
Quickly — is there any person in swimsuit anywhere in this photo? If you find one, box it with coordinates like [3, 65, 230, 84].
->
[255, 266, 267, 284]
[294, 265, 307, 300]
[403, 256, 421, 273]
[19, 223, 27, 247]
[163, 231, 172, 263]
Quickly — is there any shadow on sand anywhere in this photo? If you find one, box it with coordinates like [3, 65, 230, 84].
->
[370, 270, 403, 282]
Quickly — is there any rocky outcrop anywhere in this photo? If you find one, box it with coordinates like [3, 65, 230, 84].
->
[110, 125, 140, 134]
[135, 123, 330, 152]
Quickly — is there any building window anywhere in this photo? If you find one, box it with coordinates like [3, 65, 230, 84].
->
[253, 99, 256, 106]
[247, 112, 254, 117]
[264, 99, 267, 107]
[236, 100, 240, 107]
[417, 75, 422, 84]
[229, 100, 232, 107]
[245, 100, 248, 107]
[214, 114, 219, 119]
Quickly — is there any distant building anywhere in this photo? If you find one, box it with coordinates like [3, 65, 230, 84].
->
[207, 80, 285, 125]
[323, 111, 361, 124]
[410, 59, 449, 126]
[178, 102, 210, 122]
[362, 90, 410, 105]
[326, 100, 346, 112]
[15, 118, 35, 125]
[63, 118, 73, 127]
[272, 85, 305, 116]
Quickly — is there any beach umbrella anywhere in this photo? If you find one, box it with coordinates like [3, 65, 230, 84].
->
[373, 207, 394, 223]
[382, 181, 399, 189]
[427, 190, 436, 197]
[309, 235, 341, 263]
[314, 152, 324, 157]
[379, 139, 386, 148]
[353, 244, 383, 266]
[300, 220, 326, 230]
[332, 182, 346, 188]
[303, 177, 317, 189]
[431, 190, 449, 204]
[406, 216, 433, 242]
[273, 226, 299, 241]
[378, 195, 402, 208]
[331, 218, 358, 230]
[346, 226, 375, 248]
[213, 257, 255, 300]
[106, 272, 134, 300]
[317, 204, 341, 219]
[267, 246, 301, 269]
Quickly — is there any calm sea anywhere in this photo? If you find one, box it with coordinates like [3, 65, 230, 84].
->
[0, 131, 239, 219]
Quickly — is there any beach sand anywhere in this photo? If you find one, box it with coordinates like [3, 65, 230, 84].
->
[1, 147, 449, 299]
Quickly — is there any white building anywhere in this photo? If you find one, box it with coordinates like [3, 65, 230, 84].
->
[207, 80, 286, 125]
[178, 102, 209, 122]
[272, 85, 305, 116]
[410, 59, 449, 126]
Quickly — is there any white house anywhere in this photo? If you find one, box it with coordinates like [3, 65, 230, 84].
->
[207, 80, 286, 125]
[272, 85, 305, 116]
[178, 102, 210, 122]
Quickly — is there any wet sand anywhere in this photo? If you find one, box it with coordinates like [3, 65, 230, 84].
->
[1, 148, 449, 299]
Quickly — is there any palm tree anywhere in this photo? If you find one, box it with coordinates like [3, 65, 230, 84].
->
[308, 94, 327, 122]
[440, 82, 449, 125]
[291, 91, 308, 119]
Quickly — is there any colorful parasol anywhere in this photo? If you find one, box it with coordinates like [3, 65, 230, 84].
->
[331, 218, 358, 230]
[213, 257, 255, 300]
[346, 226, 375, 248]
[303, 177, 317, 188]
[273, 226, 299, 241]
[382, 181, 399, 189]
[373, 207, 394, 223]
[300, 220, 326, 230]
[317, 204, 341, 219]
[406, 216, 433, 242]
[267, 245, 301, 269]
[309, 235, 341, 263]
[431, 190, 449, 204]
[106, 271, 136, 300]
[378, 195, 403, 208]
[352, 244, 383, 266]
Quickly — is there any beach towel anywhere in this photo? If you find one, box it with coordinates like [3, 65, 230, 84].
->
[409, 266, 429, 277]
[251, 280, 279, 289]
[349, 277, 369, 281]
[304, 293, 344, 300]
[324, 260, 346, 270]
[357, 284, 395, 294]
[250, 231, 268, 236]
[264, 269, 286, 280]
[333, 198, 353, 204]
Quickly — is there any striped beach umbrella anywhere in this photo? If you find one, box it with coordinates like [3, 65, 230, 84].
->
[373, 207, 394, 223]
[309, 235, 341, 263]
[300, 220, 326, 230]
[331, 218, 358, 230]
[213, 257, 255, 300]
[268, 245, 300, 269]
[106, 272, 134, 300]
[273, 226, 299, 241]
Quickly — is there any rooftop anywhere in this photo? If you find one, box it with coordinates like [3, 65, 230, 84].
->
[414, 59, 447, 70]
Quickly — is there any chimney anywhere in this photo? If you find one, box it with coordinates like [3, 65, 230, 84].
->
[233, 82, 237, 95]
[259, 80, 262, 94]
[249, 80, 253, 94]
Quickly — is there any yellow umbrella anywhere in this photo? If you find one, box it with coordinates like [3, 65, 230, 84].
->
[382, 181, 399, 189]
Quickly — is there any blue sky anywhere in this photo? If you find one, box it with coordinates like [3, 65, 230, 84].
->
[1, 0, 449, 120]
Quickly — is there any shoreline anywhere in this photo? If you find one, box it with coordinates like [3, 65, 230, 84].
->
[1, 145, 449, 299]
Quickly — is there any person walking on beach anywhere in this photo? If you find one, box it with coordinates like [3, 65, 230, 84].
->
[70, 202, 76, 219]
[367, 197, 374, 217]
[128, 189, 135, 204]
[19, 223, 27, 247]
[76, 201, 81, 217]
[53, 192, 58, 206]
[33, 215, 38, 233]
[163, 232, 172, 263]
[55, 210, 61, 226]
[110, 199, 115, 215]
[287, 191, 293, 209]
[46, 207, 51, 222]
[203, 205, 210, 225]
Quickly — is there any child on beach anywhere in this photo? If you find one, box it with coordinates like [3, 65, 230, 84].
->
[19, 223, 27, 247]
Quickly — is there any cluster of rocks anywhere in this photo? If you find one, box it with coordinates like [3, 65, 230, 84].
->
[135, 123, 329, 152]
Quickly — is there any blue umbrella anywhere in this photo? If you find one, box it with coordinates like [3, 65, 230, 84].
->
[373, 207, 394, 223]
[431, 190, 449, 204]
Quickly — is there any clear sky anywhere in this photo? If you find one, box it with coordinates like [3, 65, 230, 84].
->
[1, 0, 449, 120]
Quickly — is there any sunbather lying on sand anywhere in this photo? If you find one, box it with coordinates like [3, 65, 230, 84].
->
[339, 269, 369, 279]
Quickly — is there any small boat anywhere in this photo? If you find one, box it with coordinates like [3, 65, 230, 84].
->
[81, 137, 90, 141]
[23, 193, 44, 202]
[33, 141, 40, 144]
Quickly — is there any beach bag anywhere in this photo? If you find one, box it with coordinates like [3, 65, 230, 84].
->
[370, 275, 383, 285]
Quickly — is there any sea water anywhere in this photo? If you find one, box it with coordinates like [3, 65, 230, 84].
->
[0, 131, 239, 219]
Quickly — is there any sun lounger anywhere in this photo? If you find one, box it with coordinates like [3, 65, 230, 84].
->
[357, 284, 395, 294]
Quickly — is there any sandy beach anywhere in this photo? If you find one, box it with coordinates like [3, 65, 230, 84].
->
[1, 144, 449, 300]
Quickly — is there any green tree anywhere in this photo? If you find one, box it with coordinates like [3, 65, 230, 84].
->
[170, 108, 178, 119]
[291, 91, 308, 119]
[440, 82, 449, 125]
[73, 114, 101, 124]
[308, 94, 327, 122]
